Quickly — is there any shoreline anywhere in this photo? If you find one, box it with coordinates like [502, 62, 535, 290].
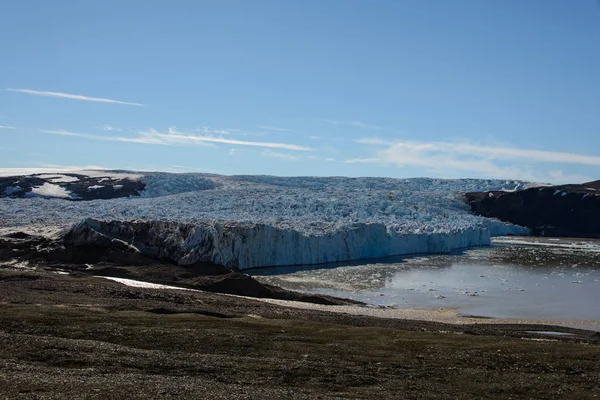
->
[99, 275, 600, 333]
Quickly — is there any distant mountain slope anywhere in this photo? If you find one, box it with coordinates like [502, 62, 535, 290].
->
[465, 180, 600, 238]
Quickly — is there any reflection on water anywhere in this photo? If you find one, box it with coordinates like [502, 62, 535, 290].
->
[252, 238, 600, 321]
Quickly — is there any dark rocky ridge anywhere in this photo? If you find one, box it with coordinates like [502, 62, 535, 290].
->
[465, 180, 600, 238]
[0, 230, 358, 306]
[0, 173, 145, 200]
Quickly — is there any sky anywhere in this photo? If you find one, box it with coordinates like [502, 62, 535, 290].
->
[1, 0, 600, 183]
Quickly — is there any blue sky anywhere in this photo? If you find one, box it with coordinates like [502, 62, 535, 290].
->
[1, 0, 600, 183]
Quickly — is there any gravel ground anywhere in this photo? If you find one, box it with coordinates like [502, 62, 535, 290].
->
[1, 269, 599, 399]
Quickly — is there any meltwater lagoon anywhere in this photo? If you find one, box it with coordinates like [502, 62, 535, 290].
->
[253, 237, 600, 325]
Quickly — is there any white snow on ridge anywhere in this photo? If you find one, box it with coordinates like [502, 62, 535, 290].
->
[51, 176, 79, 183]
[37, 174, 80, 183]
[25, 183, 72, 199]
[98, 276, 197, 291]
[493, 237, 600, 252]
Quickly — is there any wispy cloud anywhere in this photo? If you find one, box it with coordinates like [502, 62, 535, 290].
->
[40, 127, 313, 151]
[146, 128, 312, 150]
[0, 125, 16, 129]
[320, 118, 383, 130]
[102, 125, 121, 132]
[546, 170, 592, 184]
[348, 138, 600, 183]
[41, 129, 166, 145]
[261, 150, 300, 161]
[354, 138, 600, 166]
[7, 88, 145, 106]
[190, 127, 266, 137]
[258, 125, 292, 132]
[192, 127, 235, 135]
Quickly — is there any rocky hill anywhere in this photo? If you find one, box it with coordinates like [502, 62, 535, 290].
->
[465, 180, 600, 238]
[0, 172, 144, 200]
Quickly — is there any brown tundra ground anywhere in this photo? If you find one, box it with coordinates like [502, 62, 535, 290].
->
[0, 268, 599, 400]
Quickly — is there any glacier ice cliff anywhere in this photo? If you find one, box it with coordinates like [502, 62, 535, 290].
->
[0, 172, 531, 269]
[62, 217, 527, 270]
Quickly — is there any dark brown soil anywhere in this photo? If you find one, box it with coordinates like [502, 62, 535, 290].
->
[0, 269, 599, 399]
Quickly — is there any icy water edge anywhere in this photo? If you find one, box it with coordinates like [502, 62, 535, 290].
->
[252, 237, 600, 322]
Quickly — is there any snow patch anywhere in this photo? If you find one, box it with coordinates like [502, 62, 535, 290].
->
[98, 276, 197, 291]
[37, 174, 80, 183]
[87, 185, 104, 190]
[25, 183, 71, 199]
[493, 237, 600, 252]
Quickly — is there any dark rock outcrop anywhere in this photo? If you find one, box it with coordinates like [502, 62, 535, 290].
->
[465, 180, 600, 238]
[0, 231, 358, 306]
[0, 173, 144, 200]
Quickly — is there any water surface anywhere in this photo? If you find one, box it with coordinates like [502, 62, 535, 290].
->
[252, 237, 600, 321]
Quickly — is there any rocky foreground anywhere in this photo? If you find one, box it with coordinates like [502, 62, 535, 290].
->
[0, 268, 599, 399]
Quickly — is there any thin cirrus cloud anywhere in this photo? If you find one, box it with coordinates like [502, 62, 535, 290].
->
[6, 88, 145, 106]
[40, 127, 313, 151]
[347, 137, 600, 183]
[258, 125, 292, 132]
[102, 125, 122, 132]
[40, 129, 166, 145]
[261, 149, 300, 161]
[149, 128, 312, 150]
[0, 125, 16, 129]
[320, 118, 383, 131]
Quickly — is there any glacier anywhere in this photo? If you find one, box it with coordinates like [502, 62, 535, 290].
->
[0, 172, 531, 269]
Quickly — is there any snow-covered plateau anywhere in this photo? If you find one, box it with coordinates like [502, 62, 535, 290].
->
[0, 171, 531, 269]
